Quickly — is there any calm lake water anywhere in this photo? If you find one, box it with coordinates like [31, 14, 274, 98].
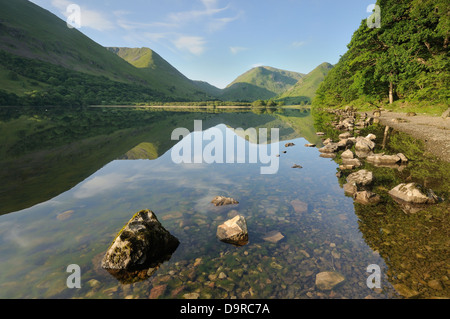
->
[0, 107, 448, 299]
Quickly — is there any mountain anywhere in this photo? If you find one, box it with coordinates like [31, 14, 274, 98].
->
[276, 62, 334, 105]
[107, 47, 214, 100]
[314, 0, 449, 109]
[0, 0, 212, 105]
[220, 66, 305, 102]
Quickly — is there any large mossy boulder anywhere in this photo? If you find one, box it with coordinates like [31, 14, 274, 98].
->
[102, 209, 179, 270]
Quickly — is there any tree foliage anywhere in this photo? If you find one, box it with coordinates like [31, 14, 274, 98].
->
[315, 0, 449, 107]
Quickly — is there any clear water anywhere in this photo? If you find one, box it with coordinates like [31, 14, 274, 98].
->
[0, 108, 447, 299]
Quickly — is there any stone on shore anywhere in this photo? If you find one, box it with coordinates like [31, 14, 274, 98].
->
[102, 210, 180, 270]
[319, 143, 339, 154]
[315, 271, 345, 291]
[339, 132, 351, 140]
[217, 215, 249, 246]
[388, 183, 440, 204]
[343, 183, 358, 196]
[341, 149, 354, 159]
[366, 154, 401, 165]
[397, 153, 408, 163]
[320, 153, 336, 159]
[342, 158, 362, 168]
[355, 137, 376, 152]
[211, 196, 239, 206]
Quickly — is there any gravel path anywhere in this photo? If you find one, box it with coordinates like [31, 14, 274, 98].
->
[376, 111, 450, 162]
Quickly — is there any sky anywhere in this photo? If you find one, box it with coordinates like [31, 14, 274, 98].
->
[30, 0, 376, 88]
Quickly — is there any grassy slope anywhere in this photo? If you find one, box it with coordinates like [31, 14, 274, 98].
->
[220, 66, 305, 101]
[277, 62, 333, 105]
[0, 0, 211, 101]
[107, 47, 214, 100]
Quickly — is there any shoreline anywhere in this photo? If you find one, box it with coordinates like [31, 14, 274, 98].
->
[374, 111, 449, 163]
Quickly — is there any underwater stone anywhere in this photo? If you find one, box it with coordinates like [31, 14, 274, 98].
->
[315, 271, 345, 291]
[216, 215, 249, 246]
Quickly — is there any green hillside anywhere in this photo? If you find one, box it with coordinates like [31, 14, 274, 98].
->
[220, 66, 305, 102]
[0, 0, 212, 105]
[107, 47, 214, 100]
[314, 0, 449, 112]
[276, 62, 333, 105]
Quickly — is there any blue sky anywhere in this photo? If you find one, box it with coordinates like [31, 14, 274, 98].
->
[30, 0, 375, 88]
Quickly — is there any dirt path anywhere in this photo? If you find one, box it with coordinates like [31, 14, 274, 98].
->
[376, 111, 450, 162]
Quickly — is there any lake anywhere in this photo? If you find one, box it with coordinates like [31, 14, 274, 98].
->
[0, 106, 448, 299]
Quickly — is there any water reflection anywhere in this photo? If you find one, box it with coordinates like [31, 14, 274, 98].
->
[0, 107, 447, 299]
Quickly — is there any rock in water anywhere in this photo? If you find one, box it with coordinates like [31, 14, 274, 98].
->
[389, 183, 440, 204]
[211, 196, 239, 206]
[216, 215, 248, 246]
[343, 183, 358, 196]
[315, 272, 345, 290]
[291, 199, 308, 213]
[285, 143, 295, 147]
[102, 210, 179, 270]
[354, 191, 381, 205]
[346, 170, 374, 186]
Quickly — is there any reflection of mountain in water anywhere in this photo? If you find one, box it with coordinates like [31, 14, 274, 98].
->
[0, 107, 317, 214]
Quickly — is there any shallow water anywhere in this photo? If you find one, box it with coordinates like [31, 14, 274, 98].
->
[0, 107, 447, 299]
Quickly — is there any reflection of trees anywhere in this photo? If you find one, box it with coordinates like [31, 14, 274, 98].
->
[354, 199, 449, 298]
[313, 109, 450, 298]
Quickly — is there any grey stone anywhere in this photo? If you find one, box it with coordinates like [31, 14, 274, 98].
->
[366, 154, 401, 165]
[346, 170, 374, 186]
[217, 215, 249, 246]
[354, 191, 381, 205]
[319, 143, 339, 153]
[341, 149, 354, 159]
[212, 196, 239, 206]
[102, 210, 179, 270]
[342, 158, 362, 167]
[343, 182, 358, 195]
[389, 183, 440, 204]
[355, 137, 376, 152]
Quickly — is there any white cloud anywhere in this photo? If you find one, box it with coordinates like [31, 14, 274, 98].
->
[51, 0, 115, 31]
[292, 41, 306, 48]
[74, 173, 128, 199]
[173, 36, 207, 55]
[230, 46, 248, 55]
